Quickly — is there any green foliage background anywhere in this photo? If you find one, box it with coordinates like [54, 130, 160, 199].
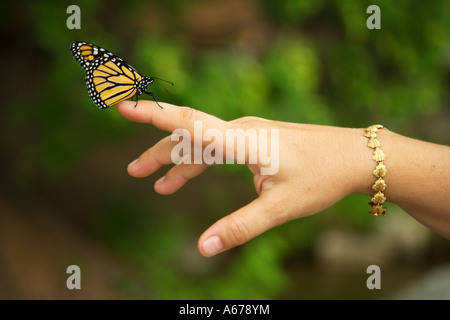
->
[0, 0, 449, 299]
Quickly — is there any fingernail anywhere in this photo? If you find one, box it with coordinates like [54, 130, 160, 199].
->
[128, 158, 138, 168]
[202, 236, 224, 256]
[155, 176, 165, 185]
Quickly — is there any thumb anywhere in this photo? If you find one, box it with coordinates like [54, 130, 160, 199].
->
[198, 190, 290, 257]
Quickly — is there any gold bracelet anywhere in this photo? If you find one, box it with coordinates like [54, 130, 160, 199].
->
[364, 124, 387, 217]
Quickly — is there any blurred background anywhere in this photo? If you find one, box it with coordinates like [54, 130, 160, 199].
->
[1, 0, 449, 299]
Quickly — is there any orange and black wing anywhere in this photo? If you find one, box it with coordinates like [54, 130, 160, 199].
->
[70, 41, 143, 109]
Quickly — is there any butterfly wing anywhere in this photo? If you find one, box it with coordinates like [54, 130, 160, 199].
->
[70, 41, 144, 109]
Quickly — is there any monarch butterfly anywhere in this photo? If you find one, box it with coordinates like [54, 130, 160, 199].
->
[70, 41, 172, 109]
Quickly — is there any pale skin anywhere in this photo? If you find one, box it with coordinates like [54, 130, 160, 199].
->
[117, 100, 450, 257]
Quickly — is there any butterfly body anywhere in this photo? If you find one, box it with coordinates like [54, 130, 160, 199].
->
[70, 41, 159, 109]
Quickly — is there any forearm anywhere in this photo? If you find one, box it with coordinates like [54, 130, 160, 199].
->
[356, 129, 450, 238]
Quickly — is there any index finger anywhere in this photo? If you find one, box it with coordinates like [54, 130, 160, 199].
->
[117, 100, 229, 137]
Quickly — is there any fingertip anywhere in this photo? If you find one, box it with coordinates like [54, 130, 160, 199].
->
[127, 158, 139, 168]
[198, 235, 225, 257]
[197, 196, 283, 257]
[153, 175, 183, 195]
[126, 165, 138, 177]
[126, 157, 156, 178]
[117, 100, 136, 114]
[126, 157, 143, 177]
[154, 176, 168, 194]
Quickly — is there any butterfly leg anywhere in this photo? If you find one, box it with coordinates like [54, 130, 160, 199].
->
[145, 91, 163, 108]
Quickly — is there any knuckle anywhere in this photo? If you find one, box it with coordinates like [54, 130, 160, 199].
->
[226, 216, 252, 246]
[179, 106, 197, 123]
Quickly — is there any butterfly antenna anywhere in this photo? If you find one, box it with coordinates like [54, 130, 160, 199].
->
[152, 77, 174, 94]
[144, 77, 173, 108]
